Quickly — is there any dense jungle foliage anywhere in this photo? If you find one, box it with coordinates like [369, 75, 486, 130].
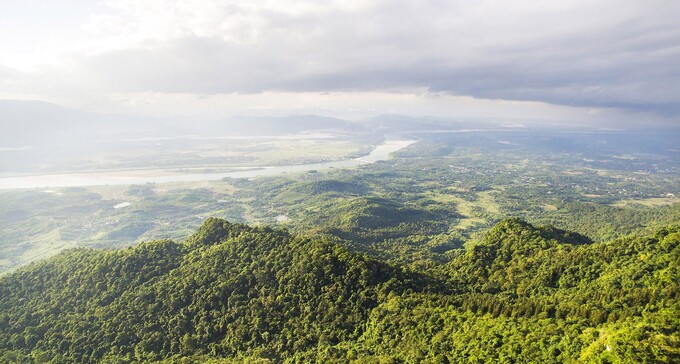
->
[1, 217, 678, 363]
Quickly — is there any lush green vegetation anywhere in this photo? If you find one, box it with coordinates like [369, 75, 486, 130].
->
[1, 217, 678, 363]
[3, 129, 678, 276]
[0, 128, 677, 362]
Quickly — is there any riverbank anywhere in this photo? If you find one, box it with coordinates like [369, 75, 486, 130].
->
[0, 138, 417, 190]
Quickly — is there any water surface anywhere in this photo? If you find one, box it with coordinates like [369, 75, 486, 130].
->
[0, 139, 416, 190]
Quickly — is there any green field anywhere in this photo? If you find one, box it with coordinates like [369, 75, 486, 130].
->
[2, 131, 678, 275]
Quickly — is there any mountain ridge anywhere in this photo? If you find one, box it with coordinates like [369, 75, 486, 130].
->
[0, 218, 677, 363]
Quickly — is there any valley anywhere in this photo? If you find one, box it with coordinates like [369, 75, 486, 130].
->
[1, 127, 677, 275]
[2, 2, 678, 362]
[1, 124, 678, 363]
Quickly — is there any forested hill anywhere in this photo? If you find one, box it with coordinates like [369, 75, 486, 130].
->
[0, 218, 429, 363]
[0, 218, 678, 363]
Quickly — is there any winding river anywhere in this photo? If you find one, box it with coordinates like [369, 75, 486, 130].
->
[0, 139, 416, 190]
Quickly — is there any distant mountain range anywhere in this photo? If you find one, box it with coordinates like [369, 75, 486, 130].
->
[0, 100, 510, 149]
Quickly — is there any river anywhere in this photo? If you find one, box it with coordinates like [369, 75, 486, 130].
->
[0, 139, 417, 190]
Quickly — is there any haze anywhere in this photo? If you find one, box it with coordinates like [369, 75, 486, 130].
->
[0, 0, 678, 126]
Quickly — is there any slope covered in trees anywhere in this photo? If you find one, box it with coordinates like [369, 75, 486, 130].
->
[356, 219, 680, 362]
[0, 218, 678, 363]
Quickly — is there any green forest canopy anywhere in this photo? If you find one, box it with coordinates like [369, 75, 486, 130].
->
[0, 217, 678, 363]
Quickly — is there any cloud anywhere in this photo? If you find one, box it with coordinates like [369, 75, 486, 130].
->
[1, 0, 679, 123]
[0, 65, 18, 81]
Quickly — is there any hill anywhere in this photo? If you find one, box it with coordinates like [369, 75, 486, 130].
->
[0, 218, 427, 363]
[0, 218, 678, 363]
[211, 115, 362, 136]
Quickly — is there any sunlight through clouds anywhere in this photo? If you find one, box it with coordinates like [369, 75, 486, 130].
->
[0, 0, 678, 125]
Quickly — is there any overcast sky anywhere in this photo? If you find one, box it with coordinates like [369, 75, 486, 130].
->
[0, 0, 678, 126]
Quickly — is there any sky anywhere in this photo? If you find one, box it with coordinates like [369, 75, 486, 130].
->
[0, 0, 679, 126]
